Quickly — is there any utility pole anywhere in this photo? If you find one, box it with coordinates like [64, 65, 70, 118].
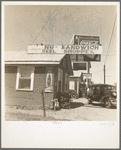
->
[87, 61, 90, 88]
[104, 65, 105, 84]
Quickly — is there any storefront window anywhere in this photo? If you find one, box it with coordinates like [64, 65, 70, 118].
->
[16, 66, 34, 91]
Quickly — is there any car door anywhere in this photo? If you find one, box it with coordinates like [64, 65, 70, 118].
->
[93, 85, 101, 101]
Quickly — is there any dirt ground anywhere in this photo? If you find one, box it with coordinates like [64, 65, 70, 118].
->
[5, 98, 117, 121]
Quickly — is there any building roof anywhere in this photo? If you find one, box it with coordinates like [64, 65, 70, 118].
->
[5, 51, 73, 75]
[5, 51, 65, 64]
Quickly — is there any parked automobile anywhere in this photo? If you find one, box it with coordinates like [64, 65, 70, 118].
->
[87, 84, 117, 108]
[69, 90, 78, 99]
[57, 92, 72, 109]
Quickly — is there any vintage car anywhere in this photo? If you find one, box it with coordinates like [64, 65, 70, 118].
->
[87, 84, 117, 108]
[57, 92, 72, 109]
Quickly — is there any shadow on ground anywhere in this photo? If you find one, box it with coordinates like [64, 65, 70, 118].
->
[85, 102, 117, 109]
[70, 102, 84, 108]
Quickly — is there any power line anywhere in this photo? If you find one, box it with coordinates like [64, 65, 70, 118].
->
[31, 6, 58, 44]
[104, 14, 117, 64]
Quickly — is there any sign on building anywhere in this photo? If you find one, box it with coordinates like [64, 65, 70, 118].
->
[73, 62, 87, 70]
[82, 73, 92, 80]
[74, 35, 102, 61]
[28, 44, 102, 54]
[74, 35, 101, 45]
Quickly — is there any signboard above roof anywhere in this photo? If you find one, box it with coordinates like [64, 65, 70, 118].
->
[73, 35, 102, 61]
[74, 35, 101, 45]
[28, 44, 102, 54]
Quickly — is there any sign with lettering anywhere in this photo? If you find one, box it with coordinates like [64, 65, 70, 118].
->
[74, 35, 102, 61]
[28, 44, 102, 54]
[74, 35, 101, 45]
[82, 73, 92, 79]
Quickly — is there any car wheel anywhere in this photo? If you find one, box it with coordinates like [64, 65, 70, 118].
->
[104, 97, 112, 109]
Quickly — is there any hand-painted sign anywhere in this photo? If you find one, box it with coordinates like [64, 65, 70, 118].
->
[82, 73, 92, 79]
[74, 35, 102, 61]
[74, 35, 101, 45]
[28, 44, 102, 54]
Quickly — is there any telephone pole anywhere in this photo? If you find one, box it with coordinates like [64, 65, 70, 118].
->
[104, 65, 105, 84]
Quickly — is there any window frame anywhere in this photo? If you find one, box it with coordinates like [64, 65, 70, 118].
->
[16, 66, 35, 91]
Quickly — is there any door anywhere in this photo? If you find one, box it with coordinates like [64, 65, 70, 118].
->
[93, 85, 101, 101]
[69, 81, 75, 90]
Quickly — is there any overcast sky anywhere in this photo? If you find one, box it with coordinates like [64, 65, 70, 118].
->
[4, 2, 119, 85]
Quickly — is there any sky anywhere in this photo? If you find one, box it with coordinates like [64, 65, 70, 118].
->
[4, 2, 119, 85]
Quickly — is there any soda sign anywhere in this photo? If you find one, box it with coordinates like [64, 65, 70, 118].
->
[80, 40, 99, 50]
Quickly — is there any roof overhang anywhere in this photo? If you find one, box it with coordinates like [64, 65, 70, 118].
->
[5, 61, 60, 65]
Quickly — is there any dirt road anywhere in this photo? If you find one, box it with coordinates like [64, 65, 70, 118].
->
[5, 98, 117, 121]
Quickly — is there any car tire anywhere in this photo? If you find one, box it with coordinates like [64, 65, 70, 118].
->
[104, 97, 112, 109]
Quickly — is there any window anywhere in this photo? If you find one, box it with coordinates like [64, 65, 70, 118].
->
[16, 66, 34, 91]
[64, 73, 68, 92]
[69, 81, 75, 90]
[95, 86, 100, 94]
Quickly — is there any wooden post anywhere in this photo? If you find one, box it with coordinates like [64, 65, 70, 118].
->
[87, 61, 90, 88]
[42, 89, 46, 117]
[54, 101, 56, 111]
[104, 65, 105, 84]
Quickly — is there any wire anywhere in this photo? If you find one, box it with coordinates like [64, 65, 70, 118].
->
[104, 14, 117, 64]
[31, 6, 58, 44]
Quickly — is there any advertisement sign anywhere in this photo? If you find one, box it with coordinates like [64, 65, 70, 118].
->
[82, 73, 92, 79]
[74, 35, 101, 45]
[73, 62, 87, 70]
[74, 35, 102, 61]
[28, 44, 102, 54]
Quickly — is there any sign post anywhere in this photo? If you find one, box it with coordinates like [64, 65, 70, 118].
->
[42, 89, 46, 117]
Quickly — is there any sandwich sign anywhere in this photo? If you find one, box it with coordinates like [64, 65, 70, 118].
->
[28, 44, 102, 54]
